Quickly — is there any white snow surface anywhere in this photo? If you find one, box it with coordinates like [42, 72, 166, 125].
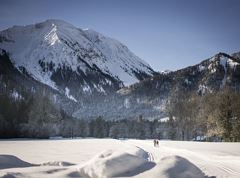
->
[0, 139, 240, 178]
[10, 90, 23, 100]
[198, 84, 212, 94]
[158, 117, 170, 122]
[198, 65, 205, 72]
[0, 19, 153, 88]
[228, 60, 239, 69]
[65, 87, 77, 102]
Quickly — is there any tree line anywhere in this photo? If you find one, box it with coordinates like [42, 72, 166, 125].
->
[0, 87, 240, 141]
[0, 90, 168, 139]
[166, 87, 240, 142]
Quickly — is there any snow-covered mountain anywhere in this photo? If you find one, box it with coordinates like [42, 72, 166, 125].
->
[120, 52, 240, 94]
[115, 52, 240, 120]
[0, 19, 154, 99]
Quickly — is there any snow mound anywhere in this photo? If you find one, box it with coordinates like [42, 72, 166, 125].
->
[78, 149, 155, 178]
[151, 156, 207, 178]
[0, 155, 34, 170]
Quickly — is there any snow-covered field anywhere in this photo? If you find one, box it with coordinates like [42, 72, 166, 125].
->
[0, 139, 240, 178]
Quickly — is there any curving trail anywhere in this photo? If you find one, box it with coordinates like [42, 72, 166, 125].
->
[124, 140, 240, 178]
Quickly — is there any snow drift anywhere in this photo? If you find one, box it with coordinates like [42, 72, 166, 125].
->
[78, 149, 155, 178]
[0, 155, 34, 170]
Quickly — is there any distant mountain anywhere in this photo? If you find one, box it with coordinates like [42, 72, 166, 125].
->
[120, 52, 240, 94]
[0, 19, 155, 103]
[117, 52, 240, 119]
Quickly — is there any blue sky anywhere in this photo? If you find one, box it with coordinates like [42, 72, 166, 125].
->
[0, 0, 240, 71]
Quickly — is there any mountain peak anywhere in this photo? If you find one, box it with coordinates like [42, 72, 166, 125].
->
[43, 19, 70, 24]
[0, 19, 154, 93]
[35, 19, 76, 30]
[210, 52, 239, 64]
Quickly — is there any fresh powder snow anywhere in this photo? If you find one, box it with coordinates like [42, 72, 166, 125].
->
[0, 139, 240, 178]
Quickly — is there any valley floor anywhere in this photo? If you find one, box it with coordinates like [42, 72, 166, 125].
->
[0, 139, 240, 178]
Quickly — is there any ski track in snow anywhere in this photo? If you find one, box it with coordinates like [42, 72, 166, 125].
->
[125, 140, 240, 178]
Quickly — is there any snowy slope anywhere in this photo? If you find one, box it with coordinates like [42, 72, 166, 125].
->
[0, 19, 154, 91]
[83, 29, 154, 85]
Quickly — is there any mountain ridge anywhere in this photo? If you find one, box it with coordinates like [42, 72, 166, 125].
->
[0, 19, 155, 99]
[116, 51, 240, 118]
